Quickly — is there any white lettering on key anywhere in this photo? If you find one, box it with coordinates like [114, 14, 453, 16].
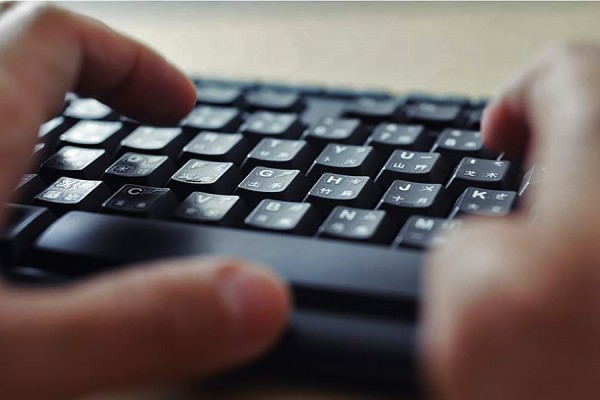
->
[471, 190, 487, 200]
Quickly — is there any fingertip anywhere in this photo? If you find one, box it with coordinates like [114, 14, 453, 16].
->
[217, 262, 291, 360]
[481, 98, 530, 160]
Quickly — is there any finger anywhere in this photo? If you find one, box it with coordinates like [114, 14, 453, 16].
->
[0, 3, 196, 123]
[482, 42, 600, 225]
[0, 258, 290, 400]
[0, 3, 195, 216]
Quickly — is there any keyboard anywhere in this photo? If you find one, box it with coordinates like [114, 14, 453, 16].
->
[1, 77, 525, 392]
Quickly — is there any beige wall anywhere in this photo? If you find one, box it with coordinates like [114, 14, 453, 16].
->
[61, 2, 600, 97]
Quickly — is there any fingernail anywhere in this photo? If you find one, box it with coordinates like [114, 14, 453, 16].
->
[218, 264, 290, 357]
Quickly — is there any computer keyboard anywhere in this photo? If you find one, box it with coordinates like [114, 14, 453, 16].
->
[1, 77, 525, 391]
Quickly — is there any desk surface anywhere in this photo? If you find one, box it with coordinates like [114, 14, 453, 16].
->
[54, 1, 600, 399]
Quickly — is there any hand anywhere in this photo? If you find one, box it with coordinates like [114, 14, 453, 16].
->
[0, 4, 290, 400]
[423, 42, 600, 400]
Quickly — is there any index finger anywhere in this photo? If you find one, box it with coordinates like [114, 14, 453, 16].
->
[482, 43, 600, 228]
[0, 3, 196, 124]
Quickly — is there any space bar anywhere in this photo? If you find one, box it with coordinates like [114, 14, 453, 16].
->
[33, 212, 422, 318]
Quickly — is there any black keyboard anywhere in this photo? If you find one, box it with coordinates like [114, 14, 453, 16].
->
[2, 77, 522, 392]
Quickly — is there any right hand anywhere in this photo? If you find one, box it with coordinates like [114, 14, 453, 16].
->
[423, 42, 600, 400]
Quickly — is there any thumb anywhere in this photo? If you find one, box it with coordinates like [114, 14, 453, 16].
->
[0, 258, 290, 400]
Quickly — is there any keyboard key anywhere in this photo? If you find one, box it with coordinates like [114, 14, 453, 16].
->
[173, 192, 246, 226]
[394, 216, 461, 249]
[307, 144, 382, 182]
[318, 207, 396, 244]
[404, 102, 461, 128]
[236, 167, 310, 207]
[33, 177, 110, 215]
[303, 117, 368, 149]
[59, 121, 127, 150]
[377, 180, 451, 223]
[241, 138, 315, 174]
[450, 187, 517, 217]
[168, 159, 241, 198]
[63, 98, 117, 121]
[343, 98, 402, 122]
[366, 123, 429, 157]
[245, 200, 321, 235]
[40, 146, 110, 181]
[102, 185, 178, 219]
[33, 211, 421, 309]
[430, 129, 488, 167]
[446, 157, 520, 196]
[119, 126, 186, 159]
[196, 85, 243, 106]
[103, 153, 175, 190]
[180, 132, 249, 166]
[182, 105, 242, 133]
[406, 94, 469, 107]
[375, 150, 450, 188]
[0, 205, 55, 265]
[240, 111, 305, 144]
[245, 89, 303, 112]
[13, 174, 46, 204]
[305, 173, 380, 215]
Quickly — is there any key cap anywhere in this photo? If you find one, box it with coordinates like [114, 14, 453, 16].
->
[450, 187, 517, 217]
[102, 185, 178, 219]
[40, 146, 110, 181]
[182, 105, 242, 133]
[404, 102, 462, 128]
[245, 200, 321, 235]
[32, 211, 422, 311]
[241, 138, 315, 174]
[240, 111, 305, 144]
[305, 174, 380, 215]
[196, 84, 243, 106]
[325, 87, 391, 100]
[180, 132, 249, 166]
[303, 117, 368, 149]
[173, 192, 247, 227]
[377, 180, 451, 224]
[0, 205, 55, 265]
[375, 150, 450, 188]
[103, 153, 176, 190]
[59, 120, 128, 150]
[343, 98, 402, 122]
[118, 126, 187, 159]
[406, 94, 470, 107]
[33, 177, 110, 215]
[394, 216, 461, 249]
[245, 89, 303, 112]
[235, 167, 310, 207]
[63, 98, 117, 121]
[13, 174, 46, 204]
[167, 159, 241, 198]
[318, 207, 396, 244]
[365, 123, 429, 157]
[430, 129, 488, 167]
[446, 157, 520, 196]
[307, 144, 382, 182]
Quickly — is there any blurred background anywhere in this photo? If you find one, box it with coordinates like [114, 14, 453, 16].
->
[60, 1, 600, 97]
